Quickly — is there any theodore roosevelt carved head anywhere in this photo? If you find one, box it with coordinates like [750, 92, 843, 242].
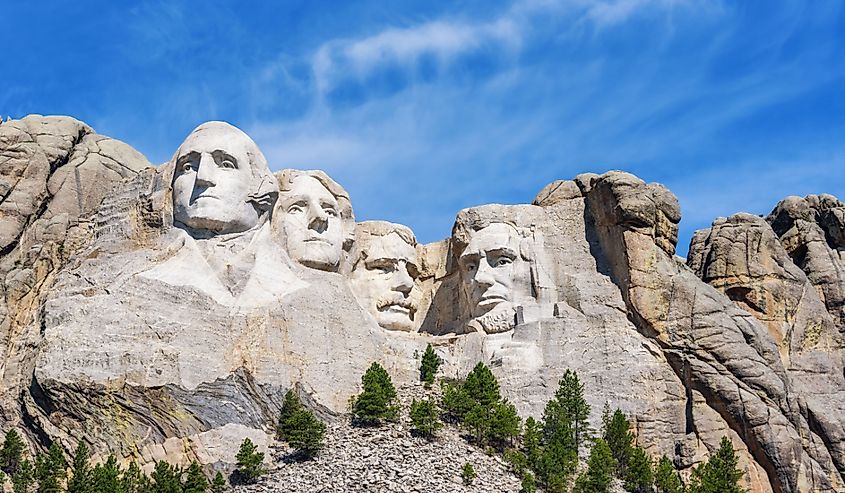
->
[347, 221, 419, 331]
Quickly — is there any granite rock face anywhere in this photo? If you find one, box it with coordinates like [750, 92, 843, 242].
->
[0, 116, 842, 493]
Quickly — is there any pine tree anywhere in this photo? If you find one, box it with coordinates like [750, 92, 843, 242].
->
[463, 363, 500, 407]
[67, 442, 92, 493]
[92, 455, 123, 493]
[150, 461, 181, 493]
[120, 462, 146, 493]
[462, 362, 503, 444]
[409, 398, 442, 439]
[602, 408, 634, 477]
[461, 462, 476, 485]
[276, 389, 303, 441]
[351, 362, 399, 425]
[1, 430, 25, 475]
[234, 438, 265, 484]
[182, 462, 208, 493]
[654, 456, 684, 493]
[286, 408, 327, 458]
[573, 439, 616, 493]
[210, 472, 226, 493]
[688, 436, 744, 493]
[440, 381, 473, 424]
[489, 400, 521, 450]
[520, 471, 536, 493]
[34, 442, 66, 493]
[624, 446, 654, 493]
[543, 370, 590, 453]
[521, 417, 543, 471]
[419, 344, 442, 386]
[12, 459, 33, 493]
[537, 424, 577, 486]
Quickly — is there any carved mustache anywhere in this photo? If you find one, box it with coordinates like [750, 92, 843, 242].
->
[376, 294, 416, 313]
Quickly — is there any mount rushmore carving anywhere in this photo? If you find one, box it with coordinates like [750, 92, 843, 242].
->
[0, 116, 842, 493]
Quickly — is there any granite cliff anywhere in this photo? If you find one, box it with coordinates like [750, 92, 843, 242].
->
[0, 116, 842, 492]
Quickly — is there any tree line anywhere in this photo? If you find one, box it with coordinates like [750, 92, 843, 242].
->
[0, 343, 745, 493]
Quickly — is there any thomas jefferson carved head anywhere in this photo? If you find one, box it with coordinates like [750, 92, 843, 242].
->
[275, 169, 355, 272]
[171, 122, 277, 238]
[454, 219, 534, 334]
[347, 221, 419, 331]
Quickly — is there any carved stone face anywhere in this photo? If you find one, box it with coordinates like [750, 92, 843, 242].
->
[278, 175, 345, 271]
[349, 231, 419, 331]
[458, 223, 530, 332]
[172, 124, 260, 236]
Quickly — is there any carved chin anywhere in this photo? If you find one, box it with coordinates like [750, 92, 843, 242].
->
[471, 303, 515, 334]
[375, 309, 415, 331]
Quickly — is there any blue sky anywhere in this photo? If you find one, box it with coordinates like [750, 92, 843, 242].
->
[3, 1, 844, 255]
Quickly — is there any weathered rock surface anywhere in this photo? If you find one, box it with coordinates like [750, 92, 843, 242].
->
[0, 116, 841, 493]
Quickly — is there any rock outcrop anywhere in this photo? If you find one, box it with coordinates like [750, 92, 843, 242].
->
[0, 116, 842, 493]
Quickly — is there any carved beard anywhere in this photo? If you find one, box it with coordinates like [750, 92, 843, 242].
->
[468, 302, 515, 334]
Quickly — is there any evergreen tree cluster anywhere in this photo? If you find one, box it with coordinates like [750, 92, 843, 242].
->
[276, 390, 326, 459]
[0, 431, 229, 493]
[440, 362, 521, 450]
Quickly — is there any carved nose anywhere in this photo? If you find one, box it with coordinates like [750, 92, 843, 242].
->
[392, 267, 413, 294]
[308, 210, 328, 233]
[195, 153, 217, 187]
[473, 259, 495, 287]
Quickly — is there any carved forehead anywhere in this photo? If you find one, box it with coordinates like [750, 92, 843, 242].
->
[178, 122, 252, 156]
[277, 169, 354, 221]
[282, 175, 337, 205]
[461, 223, 519, 257]
[363, 232, 418, 263]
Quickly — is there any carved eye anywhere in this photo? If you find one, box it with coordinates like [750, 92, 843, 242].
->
[181, 162, 194, 173]
[220, 159, 236, 169]
[494, 256, 513, 267]
[324, 207, 338, 217]
[464, 262, 477, 272]
[287, 203, 305, 214]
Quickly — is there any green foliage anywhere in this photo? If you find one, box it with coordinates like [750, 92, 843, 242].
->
[461, 462, 476, 486]
[12, 459, 34, 493]
[67, 442, 92, 493]
[34, 442, 66, 493]
[121, 462, 147, 493]
[688, 436, 745, 493]
[464, 363, 501, 407]
[624, 446, 654, 493]
[286, 409, 327, 458]
[210, 472, 226, 493]
[545, 370, 591, 451]
[419, 344, 442, 386]
[276, 389, 302, 441]
[602, 408, 634, 477]
[277, 389, 325, 458]
[654, 456, 684, 493]
[182, 462, 208, 493]
[573, 439, 616, 493]
[1, 429, 25, 475]
[92, 455, 123, 493]
[440, 381, 473, 424]
[521, 417, 543, 471]
[536, 425, 577, 486]
[351, 362, 399, 425]
[234, 438, 265, 484]
[488, 400, 521, 450]
[150, 461, 181, 493]
[546, 473, 567, 493]
[520, 471, 536, 493]
[409, 398, 442, 439]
